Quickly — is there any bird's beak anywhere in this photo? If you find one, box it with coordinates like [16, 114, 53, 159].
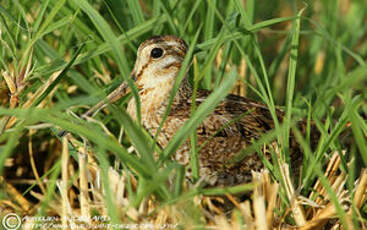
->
[82, 80, 131, 118]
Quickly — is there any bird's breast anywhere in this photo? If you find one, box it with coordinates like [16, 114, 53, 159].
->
[126, 84, 181, 146]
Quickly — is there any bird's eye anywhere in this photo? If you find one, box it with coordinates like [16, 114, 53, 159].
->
[150, 47, 164, 59]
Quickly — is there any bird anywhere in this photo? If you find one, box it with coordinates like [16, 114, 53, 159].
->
[84, 35, 318, 186]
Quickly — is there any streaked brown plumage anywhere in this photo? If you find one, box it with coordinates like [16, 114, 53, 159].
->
[86, 35, 318, 186]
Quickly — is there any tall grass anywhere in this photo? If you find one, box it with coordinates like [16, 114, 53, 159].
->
[0, 0, 366, 228]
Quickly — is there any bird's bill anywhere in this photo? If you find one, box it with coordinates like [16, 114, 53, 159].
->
[82, 82, 130, 118]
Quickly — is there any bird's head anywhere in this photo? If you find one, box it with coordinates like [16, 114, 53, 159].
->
[131, 35, 188, 90]
[81, 35, 189, 117]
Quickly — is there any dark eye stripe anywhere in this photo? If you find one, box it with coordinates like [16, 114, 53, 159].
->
[162, 62, 181, 70]
[140, 43, 186, 56]
[140, 36, 188, 51]
[162, 44, 186, 52]
[162, 47, 186, 58]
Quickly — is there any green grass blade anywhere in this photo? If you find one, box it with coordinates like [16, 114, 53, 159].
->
[73, 0, 141, 122]
[173, 164, 185, 197]
[190, 57, 200, 182]
[134, 163, 181, 205]
[180, 0, 202, 35]
[283, 8, 305, 159]
[95, 148, 121, 224]
[0, 126, 23, 175]
[110, 107, 157, 171]
[31, 44, 84, 107]
[0, 108, 151, 178]
[155, 1, 178, 34]
[248, 16, 299, 32]
[201, 0, 216, 88]
[126, 0, 145, 25]
[32, 0, 50, 33]
[232, 0, 251, 27]
[350, 108, 367, 166]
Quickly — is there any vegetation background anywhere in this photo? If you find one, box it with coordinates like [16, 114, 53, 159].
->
[0, 0, 366, 229]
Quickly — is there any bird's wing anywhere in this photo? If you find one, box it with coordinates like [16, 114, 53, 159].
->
[168, 89, 319, 145]
[166, 89, 316, 185]
[192, 90, 284, 140]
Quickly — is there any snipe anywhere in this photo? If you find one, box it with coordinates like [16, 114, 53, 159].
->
[85, 35, 318, 186]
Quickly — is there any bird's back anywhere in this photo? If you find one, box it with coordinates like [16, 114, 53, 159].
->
[153, 89, 319, 186]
